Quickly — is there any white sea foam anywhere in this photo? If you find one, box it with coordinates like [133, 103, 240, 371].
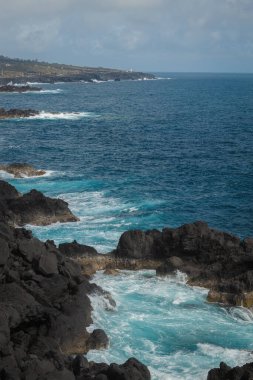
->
[156, 77, 172, 80]
[20, 169, 55, 179]
[0, 170, 14, 179]
[26, 81, 51, 85]
[28, 89, 63, 94]
[0, 169, 55, 179]
[228, 307, 253, 323]
[198, 343, 253, 365]
[86, 269, 253, 379]
[92, 79, 106, 83]
[28, 111, 99, 120]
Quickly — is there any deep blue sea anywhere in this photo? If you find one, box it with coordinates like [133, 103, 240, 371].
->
[1, 73, 253, 379]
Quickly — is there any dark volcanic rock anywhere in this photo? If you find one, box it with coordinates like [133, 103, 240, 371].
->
[59, 240, 99, 257]
[77, 357, 151, 380]
[0, 221, 91, 378]
[0, 179, 20, 200]
[0, 220, 150, 379]
[116, 221, 253, 307]
[116, 229, 160, 259]
[0, 84, 41, 92]
[87, 329, 109, 350]
[7, 188, 79, 225]
[0, 180, 79, 226]
[207, 361, 253, 380]
[0, 107, 39, 119]
[0, 163, 46, 178]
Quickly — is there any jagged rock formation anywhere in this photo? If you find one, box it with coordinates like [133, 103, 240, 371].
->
[0, 108, 38, 119]
[207, 361, 253, 380]
[0, 180, 79, 225]
[2, 176, 252, 378]
[0, 219, 150, 380]
[0, 220, 104, 379]
[59, 240, 161, 277]
[114, 221, 253, 307]
[0, 180, 151, 379]
[62, 221, 253, 308]
[0, 85, 41, 92]
[0, 163, 46, 178]
[73, 357, 151, 380]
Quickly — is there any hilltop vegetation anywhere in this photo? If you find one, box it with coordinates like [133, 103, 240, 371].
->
[0, 55, 154, 83]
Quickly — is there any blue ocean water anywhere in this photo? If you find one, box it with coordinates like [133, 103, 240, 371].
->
[1, 73, 253, 378]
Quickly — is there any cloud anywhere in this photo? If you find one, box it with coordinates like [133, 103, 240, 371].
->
[0, 0, 253, 71]
[17, 20, 61, 52]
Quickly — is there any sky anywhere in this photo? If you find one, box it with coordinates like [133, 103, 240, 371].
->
[1, 0, 253, 72]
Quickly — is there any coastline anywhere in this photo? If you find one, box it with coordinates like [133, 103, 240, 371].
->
[1, 72, 253, 379]
[1, 177, 253, 379]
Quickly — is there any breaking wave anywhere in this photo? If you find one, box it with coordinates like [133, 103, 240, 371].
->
[28, 111, 99, 120]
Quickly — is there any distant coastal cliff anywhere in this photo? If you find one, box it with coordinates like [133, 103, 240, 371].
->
[0, 55, 155, 84]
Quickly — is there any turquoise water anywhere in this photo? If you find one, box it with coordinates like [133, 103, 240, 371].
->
[87, 270, 253, 380]
[1, 74, 253, 378]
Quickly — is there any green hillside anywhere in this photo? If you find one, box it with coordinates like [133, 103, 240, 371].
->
[0, 55, 154, 83]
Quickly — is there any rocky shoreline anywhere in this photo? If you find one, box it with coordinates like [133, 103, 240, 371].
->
[0, 108, 39, 119]
[0, 178, 253, 379]
[0, 56, 155, 85]
[0, 217, 150, 380]
[0, 163, 46, 178]
[0, 180, 79, 226]
[0, 85, 41, 93]
[0, 179, 151, 380]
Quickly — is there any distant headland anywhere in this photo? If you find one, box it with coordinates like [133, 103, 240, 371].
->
[0, 55, 155, 84]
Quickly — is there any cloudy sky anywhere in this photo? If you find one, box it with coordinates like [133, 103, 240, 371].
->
[1, 0, 253, 72]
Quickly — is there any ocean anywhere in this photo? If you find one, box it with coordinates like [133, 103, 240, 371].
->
[1, 73, 253, 379]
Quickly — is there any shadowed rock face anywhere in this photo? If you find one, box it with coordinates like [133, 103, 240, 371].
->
[115, 221, 253, 307]
[0, 220, 151, 379]
[73, 357, 151, 380]
[0, 180, 79, 226]
[0, 163, 46, 178]
[59, 240, 99, 257]
[207, 362, 253, 380]
[0, 221, 99, 379]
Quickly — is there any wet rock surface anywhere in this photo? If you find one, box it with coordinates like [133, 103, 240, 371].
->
[0, 84, 41, 92]
[0, 107, 39, 118]
[207, 361, 253, 380]
[0, 163, 46, 178]
[0, 180, 79, 226]
[116, 221, 253, 307]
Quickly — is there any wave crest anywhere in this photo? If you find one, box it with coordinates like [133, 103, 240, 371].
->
[28, 111, 99, 120]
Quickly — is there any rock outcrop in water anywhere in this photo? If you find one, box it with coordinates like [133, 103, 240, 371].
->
[63, 221, 253, 308]
[0, 218, 150, 379]
[0, 107, 38, 119]
[0, 163, 46, 178]
[58, 222, 253, 379]
[0, 180, 79, 225]
[114, 221, 253, 307]
[0, 84, 41, 92]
